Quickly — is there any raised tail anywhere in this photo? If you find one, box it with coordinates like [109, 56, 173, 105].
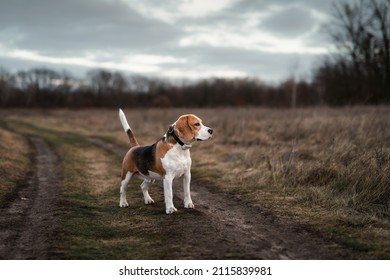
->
[119, 109, 139, 147]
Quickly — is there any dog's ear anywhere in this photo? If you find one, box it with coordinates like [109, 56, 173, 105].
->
[175, 115, 195, 142]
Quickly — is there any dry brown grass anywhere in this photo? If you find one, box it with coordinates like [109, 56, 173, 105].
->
[2, 106, 390, 258]
[4, 107, 389, 218]
[197, 107, 390, 215]
[192, 106, 390, 258]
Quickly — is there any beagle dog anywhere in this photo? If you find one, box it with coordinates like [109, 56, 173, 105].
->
[118, 109, 213, 214]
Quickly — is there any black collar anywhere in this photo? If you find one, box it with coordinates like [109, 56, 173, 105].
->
[166, 126, 185, 146]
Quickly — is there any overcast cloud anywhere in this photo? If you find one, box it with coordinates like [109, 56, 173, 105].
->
[0, 0, 333, 82]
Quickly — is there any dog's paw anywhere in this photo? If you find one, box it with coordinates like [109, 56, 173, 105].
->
[119, 201, 129, 208]
[166, 206, 178, 214]
[184, 201, 195, 209]
[144, 197, 155, 205]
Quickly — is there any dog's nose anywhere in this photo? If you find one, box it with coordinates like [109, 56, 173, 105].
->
[208, 128, 213, 135]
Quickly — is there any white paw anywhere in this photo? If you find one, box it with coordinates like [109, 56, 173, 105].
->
[184, 201, 195, 209]
[119, 200, 129, 207]
[166, 206, 178, 214]
[144, 197, 155, 205]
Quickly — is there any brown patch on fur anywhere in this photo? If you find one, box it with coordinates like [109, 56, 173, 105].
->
[154, 140, 173, 176]
[126, 129, 139, 147]
[121, 149, 138, 180]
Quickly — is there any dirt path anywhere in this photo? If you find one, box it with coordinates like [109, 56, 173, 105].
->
[90, 138, 350, 259]
[0, 137, 61, 259]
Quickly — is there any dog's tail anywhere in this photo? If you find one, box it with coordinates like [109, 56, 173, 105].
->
[119, 109, 139, 147]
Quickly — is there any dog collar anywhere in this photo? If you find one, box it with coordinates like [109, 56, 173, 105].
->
[166, 126, 185, 146]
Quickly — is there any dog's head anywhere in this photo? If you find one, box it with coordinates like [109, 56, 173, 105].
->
[174, 114, 213, 143]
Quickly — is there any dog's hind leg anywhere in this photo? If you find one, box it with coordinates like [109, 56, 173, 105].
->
[140, 179, 155, 204]
[119, 172, 132, 207]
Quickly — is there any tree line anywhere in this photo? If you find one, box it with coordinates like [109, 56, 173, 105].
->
[0, 67, 325, 108]
[0, 0, 389, 108]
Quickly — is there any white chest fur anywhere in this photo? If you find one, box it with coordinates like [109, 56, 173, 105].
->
[161, 144, 192, 179]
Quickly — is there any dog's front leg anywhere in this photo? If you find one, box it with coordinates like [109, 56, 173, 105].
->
[163, 176, 177, 214]
[183, 170, 194, 209]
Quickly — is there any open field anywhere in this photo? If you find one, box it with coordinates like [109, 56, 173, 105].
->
[0, 106, 389, 259]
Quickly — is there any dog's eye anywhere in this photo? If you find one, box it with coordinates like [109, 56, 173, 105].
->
[194, 123, 200, 126]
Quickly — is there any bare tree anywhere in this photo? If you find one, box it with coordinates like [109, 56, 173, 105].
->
[289, 59, 300, 109]
[370, 0, 390, 99]
[88, 69, 113, 95]
[317, 0, 390, 104]
[128, 75, 151, 93]
[0, 68, 15, 106]
[112, 72, 127, 95]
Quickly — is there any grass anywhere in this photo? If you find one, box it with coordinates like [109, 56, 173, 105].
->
[0, 125, 31, 203]
[1, 106, 390, 259]
[192, 106, 390, 258]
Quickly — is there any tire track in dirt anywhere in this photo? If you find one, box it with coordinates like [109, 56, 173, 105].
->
[0, 137, 61, 259]
[90, 138, 349, 259]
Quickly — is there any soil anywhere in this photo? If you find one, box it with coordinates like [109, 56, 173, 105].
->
[0, 137, 61, 260]
[90, 138, 350, 259]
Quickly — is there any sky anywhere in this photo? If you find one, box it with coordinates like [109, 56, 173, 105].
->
[0, 0, 334, 82]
